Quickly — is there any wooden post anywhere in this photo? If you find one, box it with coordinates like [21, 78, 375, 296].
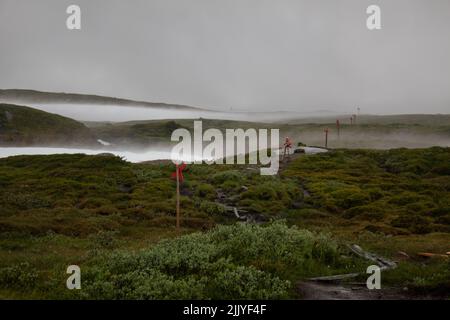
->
[350, 117, 353, 125]
[324, 128, 329, 148]
[176, 164, 180, 231]
[336, 120, 340, 138]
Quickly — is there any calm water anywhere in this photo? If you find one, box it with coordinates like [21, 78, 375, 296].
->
[0, 147, 174, 163]
[0, 147, 326, 162]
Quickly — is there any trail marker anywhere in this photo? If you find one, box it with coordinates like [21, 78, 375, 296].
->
[324, 128, 329, 148]
[171, 163, 187, 231]
[336, 119, 340, 138]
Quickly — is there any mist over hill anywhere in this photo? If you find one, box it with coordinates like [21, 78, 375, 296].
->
[0, 89, 201, 110]
[0, 89, 343, 122]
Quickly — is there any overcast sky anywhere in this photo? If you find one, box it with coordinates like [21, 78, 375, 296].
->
[1, 0, 449, 114]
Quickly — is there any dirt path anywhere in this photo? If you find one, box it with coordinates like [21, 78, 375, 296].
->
[297, 281, 447, 300]
[297, 281, 421, 300]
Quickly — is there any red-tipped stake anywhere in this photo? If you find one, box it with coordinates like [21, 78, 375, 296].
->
[336, 120, 340, 138]
[171, 163, 187, 232]
[324, 128, 329, 148]
[176, 164, 180, 231]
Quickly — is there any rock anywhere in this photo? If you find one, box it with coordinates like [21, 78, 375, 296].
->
[180, 188, 193, 197]
[216, 190, 226, 200]
[292, 201, 303, 209]
[118, 184, 133, 193]
[397, 251, 410, 259]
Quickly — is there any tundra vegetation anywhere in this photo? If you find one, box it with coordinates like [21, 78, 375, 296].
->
[0, 104, 98, 147]
[0, 147, 449, 299]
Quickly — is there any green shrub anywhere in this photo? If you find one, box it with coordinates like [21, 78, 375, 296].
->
[343, 205, 385, 220]
[79, 222, 344, 299]
[0, 263, 39, 290]
[195, 183, 216, 200]
[198, 201, 226, 215]
[220, 180, 241, 192]
[391, 214, 433, 234]
[241, 181, 299, 203]
[211, 170, 242, 185]
[88, 230, 120, 249]
[330, 188, 370, 209]
[389, 192, 431, 206]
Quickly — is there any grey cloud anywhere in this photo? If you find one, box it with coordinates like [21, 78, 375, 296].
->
[0, 0, 449, 114]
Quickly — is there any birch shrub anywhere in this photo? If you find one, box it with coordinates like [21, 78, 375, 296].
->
[79, 222, 343, 299]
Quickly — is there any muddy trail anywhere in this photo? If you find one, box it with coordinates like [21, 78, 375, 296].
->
[296, 281, 437, 300]
[297, 245, 445, 300]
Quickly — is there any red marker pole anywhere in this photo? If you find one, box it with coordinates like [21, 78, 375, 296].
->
[171, 163, 186, 232]
[176, 164, 180, 231]
[336, 120, 340, 138]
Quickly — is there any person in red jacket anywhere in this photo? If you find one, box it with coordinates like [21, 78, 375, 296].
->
[283, 137, 293, 159]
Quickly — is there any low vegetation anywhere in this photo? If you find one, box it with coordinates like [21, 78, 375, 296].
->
[0, 104, 98, 147]
[0, 147, 449, 299]
[283, 147, 450, 235]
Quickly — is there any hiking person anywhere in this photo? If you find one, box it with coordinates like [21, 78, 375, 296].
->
[282, 137, 293, 160]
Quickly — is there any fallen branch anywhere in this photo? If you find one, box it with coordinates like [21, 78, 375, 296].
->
[308, 273, 361, 282]
[221, 205, 248, 214]
[308, 244, 396, 282]
[349, 244, 397, 270]
[233, 207, 240, 219]
[417, 252, 449, 259]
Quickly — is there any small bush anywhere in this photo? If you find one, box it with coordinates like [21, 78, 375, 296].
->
[195, 184, 216, 200]
[79, 222, 344, 299]
[198, 201, 226, 215]
[391, 214, 433, 234]
[0, 263, 39, 290]
[211, 170, 242, 185]
[330, 188, 370, 209]
[343, 205, 385, 220]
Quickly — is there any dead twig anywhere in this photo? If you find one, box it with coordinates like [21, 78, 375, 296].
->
[308, 244, 397, 282]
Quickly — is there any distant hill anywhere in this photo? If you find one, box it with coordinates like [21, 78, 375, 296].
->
[0, 89, 202, 110]
[0, 104, 99, 147]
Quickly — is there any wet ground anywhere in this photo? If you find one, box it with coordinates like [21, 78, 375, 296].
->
[297, 281, 439, 300]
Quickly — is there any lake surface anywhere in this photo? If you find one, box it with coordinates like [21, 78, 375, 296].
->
[0, 147, 174, 163]
[0, 147, 327, 163]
